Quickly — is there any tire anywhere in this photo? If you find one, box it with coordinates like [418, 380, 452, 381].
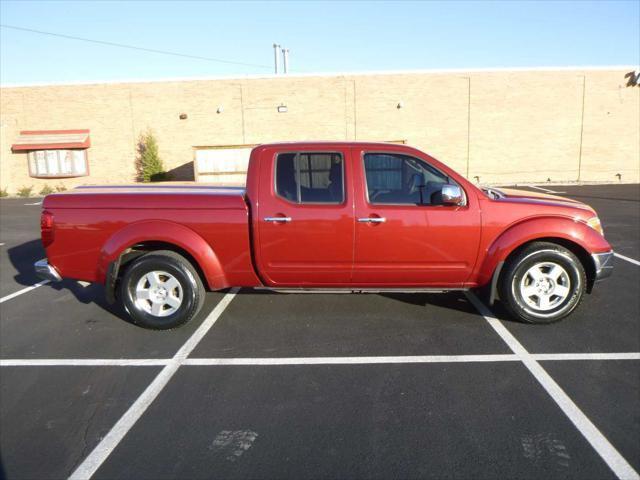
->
[119, 250, 205, 330]
[498, 242, 586, 324]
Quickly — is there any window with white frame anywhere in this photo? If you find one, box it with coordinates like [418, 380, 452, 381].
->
[28, 150, 88, 178]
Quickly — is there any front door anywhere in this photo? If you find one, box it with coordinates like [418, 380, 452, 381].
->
[256, 147, 354, 286]
[352, 149, 481, 287]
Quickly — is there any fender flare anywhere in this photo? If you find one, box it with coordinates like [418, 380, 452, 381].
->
[97, 220, 228, 292]
[477, 215, 610, 291]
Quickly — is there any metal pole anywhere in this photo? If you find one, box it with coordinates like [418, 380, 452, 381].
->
[282, 48, 289, 74]
[273, 44, 280, 74]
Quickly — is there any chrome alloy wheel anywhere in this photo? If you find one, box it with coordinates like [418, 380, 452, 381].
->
[519, 261, 571, 312]
[134, 271, 183, 317]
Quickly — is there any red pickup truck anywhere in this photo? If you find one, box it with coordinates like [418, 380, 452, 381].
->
[35, 142, 613, 329]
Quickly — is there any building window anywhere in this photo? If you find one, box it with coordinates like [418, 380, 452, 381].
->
[28, 150, 88, 178]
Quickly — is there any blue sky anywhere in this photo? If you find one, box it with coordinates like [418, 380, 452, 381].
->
[1, 0, 638, 84]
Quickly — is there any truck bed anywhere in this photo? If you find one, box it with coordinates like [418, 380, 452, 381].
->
[42, 185, 259, 288]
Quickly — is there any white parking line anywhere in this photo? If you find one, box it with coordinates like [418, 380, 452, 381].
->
[465, 292, 640, 480]
[183, 352, 640, 365]
[534, 352, 640, 361]
[24, 201, 42, 206]
[0, 359, 170, 367]
[2, 352, 638, 368]
[0, 242, 5, 246]
[183, 354, 519, 365]
[615, 252, 640, 266]
[68, 287, 239, 480]
[527, 185, 566, 194]
[0, 280, 50, 304]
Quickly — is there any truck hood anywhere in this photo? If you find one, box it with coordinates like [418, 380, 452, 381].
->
[488, 187, 595, 214]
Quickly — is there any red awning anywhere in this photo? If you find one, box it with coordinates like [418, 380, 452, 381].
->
[12, 129, 90, 151]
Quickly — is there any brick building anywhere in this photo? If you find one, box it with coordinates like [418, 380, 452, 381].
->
[0, 66, 638, 195]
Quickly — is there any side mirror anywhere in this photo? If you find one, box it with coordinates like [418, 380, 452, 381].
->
[441, 184, 465, 206]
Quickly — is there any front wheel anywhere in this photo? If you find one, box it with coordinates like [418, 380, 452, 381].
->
[499, 242, 586, 324]
[119, 250, 205, 329]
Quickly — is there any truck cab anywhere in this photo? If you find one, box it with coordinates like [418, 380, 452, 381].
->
[249, 143, 481, 288]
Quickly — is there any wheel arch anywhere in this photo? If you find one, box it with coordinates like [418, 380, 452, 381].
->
[498, 237, 596, 293]
[98, 220, 229, 303]
[479, 216, 607, 303]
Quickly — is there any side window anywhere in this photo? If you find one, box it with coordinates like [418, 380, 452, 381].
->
[363, 153, 449, 205]
[275, 152, 344, 204]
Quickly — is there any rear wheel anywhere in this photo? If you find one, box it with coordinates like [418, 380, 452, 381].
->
[120, 250, 205, 329]
[499, 242, 586, 324]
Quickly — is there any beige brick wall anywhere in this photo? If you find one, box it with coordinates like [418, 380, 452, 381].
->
[1, 68, 638, 194]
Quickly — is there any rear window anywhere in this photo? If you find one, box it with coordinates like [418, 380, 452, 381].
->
[275, 152, 344, 204]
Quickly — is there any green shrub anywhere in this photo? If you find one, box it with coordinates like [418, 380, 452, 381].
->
[55, 184, 67, 192]
[40, 184, 55, 195]
[17, 186, 33, 197]
[0, 187, 8, 198]
[136, 130, 169, 182]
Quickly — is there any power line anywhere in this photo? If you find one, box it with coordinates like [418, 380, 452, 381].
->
[0, 24, 272, 70]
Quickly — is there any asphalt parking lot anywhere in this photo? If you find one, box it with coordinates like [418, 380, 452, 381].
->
[0, 184, 638, 480]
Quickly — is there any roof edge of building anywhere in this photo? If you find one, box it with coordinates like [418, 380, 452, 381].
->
[1, 65, 638, 89]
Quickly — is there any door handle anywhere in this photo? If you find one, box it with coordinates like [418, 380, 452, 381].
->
[358, 217, 386, 223]
[264, 216, 292, 223]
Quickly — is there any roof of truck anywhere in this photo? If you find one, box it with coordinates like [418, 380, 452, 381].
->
[257, 141, 412, 148]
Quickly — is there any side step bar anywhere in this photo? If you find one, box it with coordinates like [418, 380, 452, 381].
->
[254, 287, 469, 294]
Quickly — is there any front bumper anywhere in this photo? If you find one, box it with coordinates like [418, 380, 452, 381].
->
[592, 250, 614, 281]
[34, 259, 62, 282]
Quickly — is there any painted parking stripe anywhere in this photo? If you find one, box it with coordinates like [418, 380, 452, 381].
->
[528, 185, 566, 194]
[183, 354, 519, 365]
[465, 291, 640, 480]
[0, 359, 170, 367]
[0, 280, 50, 304]
[615, 252, 640, 266]
[2, 352, 637, 368]
[1, 355, 519, 367]
[533, 352, 640, 361]
[68, 287, 239, 480]
[185, 352, 640, 365]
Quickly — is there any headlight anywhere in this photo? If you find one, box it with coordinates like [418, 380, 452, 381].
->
[586, 216, 604, 236]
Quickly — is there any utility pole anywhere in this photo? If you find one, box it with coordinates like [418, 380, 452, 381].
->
[282, 47, 290, 74]
[273, 43, 281, 74]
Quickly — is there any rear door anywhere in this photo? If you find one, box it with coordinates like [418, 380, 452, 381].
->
[352, 148, 481, 287]
[255, 146, 354, 286]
